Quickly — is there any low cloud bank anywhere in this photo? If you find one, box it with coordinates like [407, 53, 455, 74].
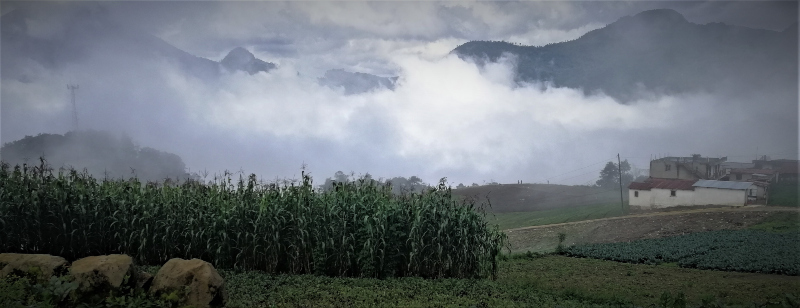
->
[3, 43, 795, 186]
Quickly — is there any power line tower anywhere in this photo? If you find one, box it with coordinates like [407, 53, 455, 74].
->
[67, 84, 79, 131]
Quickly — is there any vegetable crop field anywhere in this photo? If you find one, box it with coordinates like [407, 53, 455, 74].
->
[0, 161, 505, 279]
[563, 229, 800, 275]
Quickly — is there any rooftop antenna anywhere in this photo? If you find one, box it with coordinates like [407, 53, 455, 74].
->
[67, 84, 79, 131]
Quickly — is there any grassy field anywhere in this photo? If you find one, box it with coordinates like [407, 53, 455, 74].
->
[125, 255, 800, 307]
[6, 252, 796, 308]
[489, 202, 624, 230]
[452, 183, 623, 213]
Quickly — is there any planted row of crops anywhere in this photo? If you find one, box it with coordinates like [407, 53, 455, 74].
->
[0, 161, 506, 279]
[563, 229, 800, 275]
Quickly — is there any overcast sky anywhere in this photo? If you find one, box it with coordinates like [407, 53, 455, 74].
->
[1, 1, 797, 186]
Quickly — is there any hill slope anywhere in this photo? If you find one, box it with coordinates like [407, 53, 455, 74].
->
[0, 130, 190, 183]
[452, 183, 622, 213]
[452, 9, 797, 102]
[1, 2, 275, 81]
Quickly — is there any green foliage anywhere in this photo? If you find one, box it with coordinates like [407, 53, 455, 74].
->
[596, 160, 633, 190]
[555, 233, 567, 254]
[563, 230, 800, 275]
[219, 267, 613, 308]
[490, 203, 623, 230]
[0, 160, 505, 279]
[501, 255, 800, 307]
[0, 267, 190, 308]
[0, 274, 31, 308]
[769, 180, 799, 207]
[659, 291, 686, 308]
[749, 212, 800, 233]
[31, 276, 78, 305]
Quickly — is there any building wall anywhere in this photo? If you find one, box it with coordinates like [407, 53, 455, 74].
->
[629, 189, 652, 208]
[754, 186, 765, 200]
[693, 187, 748, 206]
[651, 188, 694, 208]
[650, 161, 698, 180]
[650, 159, 722, 180]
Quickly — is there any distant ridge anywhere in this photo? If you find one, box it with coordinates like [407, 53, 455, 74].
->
[220, 47, 276, 75]
[1, 3, 276, 80]
[453, 9, 797, 102]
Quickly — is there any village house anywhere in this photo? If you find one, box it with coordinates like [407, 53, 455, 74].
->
[628, 178, 696, 209]
[628, 178, 756, 209]
[752, 158, 799, 182]
[649, 155, 726, 180]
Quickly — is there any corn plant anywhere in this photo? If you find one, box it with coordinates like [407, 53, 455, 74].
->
[0, 160, 506, 279]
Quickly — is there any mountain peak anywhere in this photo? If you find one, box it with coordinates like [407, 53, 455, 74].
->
[221, 47, 257, 67]
[220, 47, 276, 75]
[624, 9, 688, 25]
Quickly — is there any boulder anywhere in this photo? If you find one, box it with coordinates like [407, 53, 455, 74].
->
[0, 253, 68, 282]
[150, 258, 226, 308]
[136, 271, 153, 291]
[70, 254, 135, 292]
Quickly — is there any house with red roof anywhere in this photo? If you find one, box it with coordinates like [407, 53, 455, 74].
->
[628, 178, 756, 209]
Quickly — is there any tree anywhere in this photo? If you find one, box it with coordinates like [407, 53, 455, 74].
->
[596, 160, 633, 189]
[456, 183, 466, 189]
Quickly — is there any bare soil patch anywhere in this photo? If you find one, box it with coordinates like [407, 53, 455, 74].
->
[504, 206, 799, 254]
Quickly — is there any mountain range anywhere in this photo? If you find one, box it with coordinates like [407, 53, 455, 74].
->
[0, 2, 275, 81]
[452, 9, 797, 101]
[2, 4, 796, 102]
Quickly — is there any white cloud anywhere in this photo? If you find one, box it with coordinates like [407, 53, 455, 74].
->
[158, 51, 712, 181]
[3, 1, 796, 186]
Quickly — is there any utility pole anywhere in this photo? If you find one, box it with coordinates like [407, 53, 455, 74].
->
[67, 84, 79, 131]
[618, 153, 624, 213]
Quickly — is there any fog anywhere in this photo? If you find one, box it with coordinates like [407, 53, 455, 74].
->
[1, 1, 797, 186]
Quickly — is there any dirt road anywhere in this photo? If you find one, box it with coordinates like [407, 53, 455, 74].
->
[503, 205, 799, 254]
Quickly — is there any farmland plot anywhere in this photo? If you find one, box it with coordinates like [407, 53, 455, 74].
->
[0, 161, 505, 279]
[563, 229, 800, 275]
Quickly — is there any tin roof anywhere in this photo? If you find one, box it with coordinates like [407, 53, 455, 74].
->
[628, 178, 697, 191]
[693, 180, 754, 190]
[628, 182, 652, 190]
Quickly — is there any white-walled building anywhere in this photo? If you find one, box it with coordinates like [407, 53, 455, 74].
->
[628, 178, 755, 209]
[629, 178, 697, 209]
[692, 180, 756, 206]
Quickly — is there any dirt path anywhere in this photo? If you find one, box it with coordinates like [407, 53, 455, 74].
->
[503, 206, 799, 254]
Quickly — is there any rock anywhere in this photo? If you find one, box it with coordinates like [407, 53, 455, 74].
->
[136, 271, 153, 291]
[150, 258, 226, 308]
[0, 253, 69, 282]
[70, 254, 135, 292]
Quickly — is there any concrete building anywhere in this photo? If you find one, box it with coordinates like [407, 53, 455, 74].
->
[750, 158, 798, 182]
[628, 178, 697, 209]
[628, 178, 755, 209]
[692, 180, 756, 206]
[649, 155, 726, 180]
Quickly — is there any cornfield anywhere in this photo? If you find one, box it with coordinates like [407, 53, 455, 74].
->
[0, 160, 505, 279]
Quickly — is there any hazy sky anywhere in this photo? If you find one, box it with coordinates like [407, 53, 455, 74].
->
[1, 1, 797, 186]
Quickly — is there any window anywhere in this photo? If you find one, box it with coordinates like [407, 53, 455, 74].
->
[670, 190, 676, 197]
[634, 191, 639, 197]
[665, 164, 672, 171]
